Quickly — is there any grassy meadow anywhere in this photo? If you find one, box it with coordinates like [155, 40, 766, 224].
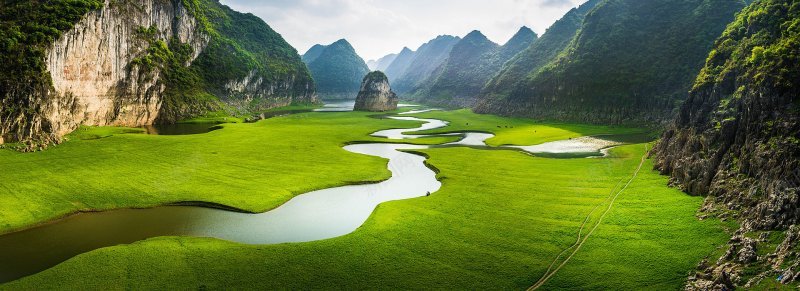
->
[412, 109, 649, 146]
[0, 109, 730, 289]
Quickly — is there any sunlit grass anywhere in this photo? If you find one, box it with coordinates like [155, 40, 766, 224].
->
[0, 109, 727, 289]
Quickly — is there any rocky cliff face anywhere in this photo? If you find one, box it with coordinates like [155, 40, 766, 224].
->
[655, 0, 800, 288]
[0, 0, 316, 149]
[41, 0, 209, 140]
[354, 71, 398, 112]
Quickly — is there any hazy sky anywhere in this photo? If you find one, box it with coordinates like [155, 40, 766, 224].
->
[220, 0, 587, 61]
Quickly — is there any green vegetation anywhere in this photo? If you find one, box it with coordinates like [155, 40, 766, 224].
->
[390, 35, 461, 93]
[151, 0, 316, 121]
[0, 0, 103, 143]
[694, 0, 799, 95]
[413, 28, 536, 105]
[2, 143, 727, 289]
[653, 1, 800, 287]
[481, 0, 746, 124]
[0, 111, 435, 233]
[412, 109, 647, 146]
[0, 0, 315, 145]
[0, 0, 103, 90]
[0, 109, 728, 289]
[481, 0, 601, 99]
[303, 39, 370, 99]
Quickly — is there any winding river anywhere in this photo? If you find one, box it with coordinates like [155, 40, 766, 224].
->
[0, 110, 646, 283]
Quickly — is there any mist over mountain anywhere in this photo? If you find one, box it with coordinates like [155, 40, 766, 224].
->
[391, 35, 461, 94]
[367, 53, 398, 71]
[384, 47, 416, 83]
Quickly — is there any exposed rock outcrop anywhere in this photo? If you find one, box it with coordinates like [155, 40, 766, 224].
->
[654, 0, 800, 288]
[41, 0, 209, 140]
[354, 71, 398, 112]
[0, 0, 316, 149]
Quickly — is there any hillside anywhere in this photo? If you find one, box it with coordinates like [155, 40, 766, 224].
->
[655, 0, 800, 288]
[479, 0, 601, 99]
[0, 0, 315, 149]
[412, 28, 536, 106]
[301, 44, 327, 63]
[391, 35, 460, 93]
[477, 0, 746, 125]
[367, 53, 397, 71]
[303, 39, 370, 100]
[384, 47, 415, 83]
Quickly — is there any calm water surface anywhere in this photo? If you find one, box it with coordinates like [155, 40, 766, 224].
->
[0, 111, 652, 283]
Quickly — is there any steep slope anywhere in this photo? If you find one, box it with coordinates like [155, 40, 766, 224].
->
[392, 35, 460, 93]
[383, 47, 415, 83]
[0, 0, 315, 149]
[367, 53, 398, 71]
[655, 0, 800, 288]
[479, 0, 746, 125]
[304, 39, 370, 99]
[354, 71, 398, 112]
[414, 28, 536, 106]
[301, 44, 327, 63]
[479, 0, 601, 100]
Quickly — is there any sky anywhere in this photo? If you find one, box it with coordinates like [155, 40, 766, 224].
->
[220, 0, 588, 61]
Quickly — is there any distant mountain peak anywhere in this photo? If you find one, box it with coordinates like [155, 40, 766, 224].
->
[330, 39, 356, 51]
[513, 26, 536, 37]
[504, 26, 538, 47]
[333, 38, 350, 45]
[302, 44, 328, 63]
[464, 30, 487, 40]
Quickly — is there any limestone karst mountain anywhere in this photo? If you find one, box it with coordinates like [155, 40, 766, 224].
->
[0, 0, 316, 147]
[302, 39, 370, 100]
[410, 28, 537, 106]
[655, 0, 800, 287]
[391, 35, 461, 94]
[367, 53, 398, 71]
[353, 71, 398, 112]
[477, 0, 747, 125]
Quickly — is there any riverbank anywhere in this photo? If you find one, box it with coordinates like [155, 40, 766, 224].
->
[0, 109, 730, 289]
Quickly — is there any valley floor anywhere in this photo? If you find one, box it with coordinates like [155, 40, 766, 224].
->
[0, 109, 731, 289]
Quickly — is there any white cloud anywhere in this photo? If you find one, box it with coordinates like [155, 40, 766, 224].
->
[221, 0, 587, 60]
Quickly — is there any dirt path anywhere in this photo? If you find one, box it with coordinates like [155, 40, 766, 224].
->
[528, 145, 649, 290]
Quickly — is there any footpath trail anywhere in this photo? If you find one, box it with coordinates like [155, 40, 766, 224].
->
[528, 145, 650, 290]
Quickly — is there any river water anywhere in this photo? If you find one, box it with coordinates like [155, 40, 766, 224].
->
[0, 109, 648, 283]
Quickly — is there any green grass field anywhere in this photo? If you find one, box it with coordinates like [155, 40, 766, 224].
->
[0, 109, 730, 289]
[0, 111, 453, 234]
[412, 109, 649, 146]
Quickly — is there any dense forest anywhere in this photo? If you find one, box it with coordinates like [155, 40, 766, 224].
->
[476, 0, 747, 125]
[410, 28, 537, 106]
[479, 0, 601, 101]
[303, 39, 370, 99]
